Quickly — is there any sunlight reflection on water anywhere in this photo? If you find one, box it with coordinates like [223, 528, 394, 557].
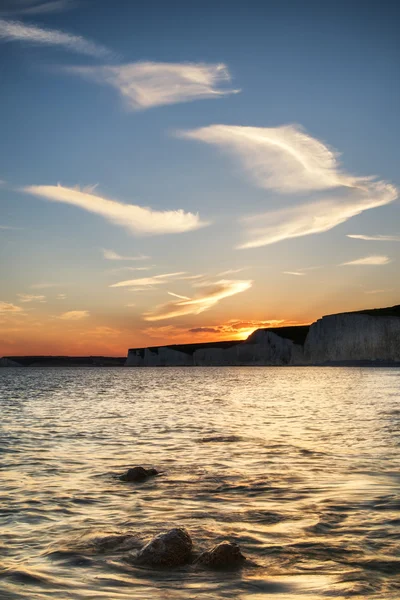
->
[0, 366, 399, 599]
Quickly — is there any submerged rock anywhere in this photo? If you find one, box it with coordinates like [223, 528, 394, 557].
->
[134, 528, 192, 567]
[196, 541, 246, 569]
[119, 466, 158, 482]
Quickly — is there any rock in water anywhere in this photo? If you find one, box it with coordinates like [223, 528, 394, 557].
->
[119, 466, 158, 482]
[134, 528, 192, 567]
[196, 541, 246, 569]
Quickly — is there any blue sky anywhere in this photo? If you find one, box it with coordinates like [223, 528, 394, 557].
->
[0, 0, 399, 355]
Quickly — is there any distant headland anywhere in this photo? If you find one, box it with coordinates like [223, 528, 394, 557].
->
[1, 304, 399, 368]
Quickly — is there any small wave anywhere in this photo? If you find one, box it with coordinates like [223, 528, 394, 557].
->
[199, 435, 243, 443]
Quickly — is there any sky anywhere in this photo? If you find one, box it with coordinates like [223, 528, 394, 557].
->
[0, 0, 399, 357]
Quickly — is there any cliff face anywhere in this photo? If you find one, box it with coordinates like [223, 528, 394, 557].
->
[125, 305, 400, 367]
[304, 313, 400, 364]
[126, 329, 306, 367]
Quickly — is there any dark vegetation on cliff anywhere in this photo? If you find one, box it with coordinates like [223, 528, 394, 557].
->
[343, 304, 400, 318]
[247, 325, 310, 345]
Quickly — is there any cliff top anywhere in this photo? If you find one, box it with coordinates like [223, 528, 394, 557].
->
[326, 304, 400, 319]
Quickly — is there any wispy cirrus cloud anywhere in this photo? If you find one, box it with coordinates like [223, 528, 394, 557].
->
[58, 310, 89, 320]
[0, 17, 111, 58]
[179, 124, 398, 248]
[110, 272, 186, 288]
[17, 294, 46, 302]
[31, 282, 62, 289]
[340, 255, 391, 266]
[23, 184, 208, 235]
[67, 61, 239, 110]
[102, 249, 150, 261]
[347, 234, 400, 242]
[0, 301, 23, 313]
[167, 291, 191, 300]
[0, 1, 77, 17]
[0, 225, 23, 230]
[283, 271, 305, 276]
[144, 279, 252, 321]
[110, 266, 154, 273]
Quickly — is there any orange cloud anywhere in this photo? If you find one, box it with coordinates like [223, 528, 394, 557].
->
[144, 280, 252, 321]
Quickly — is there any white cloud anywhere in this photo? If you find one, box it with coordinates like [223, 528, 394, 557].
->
[144, 279, 252, 321]
[237, 185, 396, 249]
[110, 266, 153, 273]
[56, 293, 67, 300]
[110, 272, 186, 288]
[102, 249, 150, 260]
[179, 124, 397, 248]
[347, 234, 400, 242]
[283, 271, 305, 276]
[23, 184, 208, 235]
[179, 124, 355, 193]
[340, 255, 391, 266]
[364, 289, 388, 294]
[167, 291, 191, 300]
[125, 303, 136, 307]
[58, 310, 89, 320]
[68, 61, 239, 110]
[0, 301, 23, 313]
[0, 18, 111, 58]
[178, 274, 205, 280]
[0, 225, 23, 230]
[217, 268, 245, 276]
[17, 293, 46, 302]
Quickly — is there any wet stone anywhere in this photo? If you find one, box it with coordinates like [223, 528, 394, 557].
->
[119, 466, 158, 482]
[196, 541, 246, 569]
[133, 528, 193, 568]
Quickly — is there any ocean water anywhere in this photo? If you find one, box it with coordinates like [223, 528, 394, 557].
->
[0, 367, 399, 600]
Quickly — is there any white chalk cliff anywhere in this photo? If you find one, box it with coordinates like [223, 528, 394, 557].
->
[126, 306, 400, 367]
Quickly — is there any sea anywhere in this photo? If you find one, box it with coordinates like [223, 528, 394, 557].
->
[0, 366, 399, 600]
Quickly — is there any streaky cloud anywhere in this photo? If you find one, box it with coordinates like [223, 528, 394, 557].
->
[17, 294, 46, 302]
[237, 183, 396, 249]
[109, 266, 153, 273]
[67, 61, 239, 110]
[102, 249, 150, 260]
[110, 272, 186, 288]
[340, 255, 391, 266]
[31, 282, 62, 289]
[347, 234, 400, 242]
[167, 291, 191, 300]
[178, 124, 359, 193]
[58, 310, 89, 320]
[0, 301, 23, 313]
[179, 124, 397, 248]
[283, 271, 305, 276]
[144, 279, 252, 321]
[0, 17, 111, 58]
[0, 1, 76, 16]
[23, 184, 208, 235]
